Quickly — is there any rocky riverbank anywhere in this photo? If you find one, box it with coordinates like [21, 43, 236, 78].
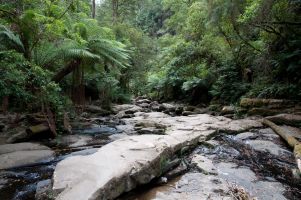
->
[0, 98, 301, 200]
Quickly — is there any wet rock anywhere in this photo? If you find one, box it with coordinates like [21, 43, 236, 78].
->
[0, 178, 8, 189]
[108, 133, 128, 141]
[162, 103, 176, 112]
[136, 99, 151, 104]
[52, 130, 215, 200]
[57, 135, 93, 148]
[112, 104, 142, 114]
[6, 130, 28, 143]
[35, 179, 53, 200]
[280, 125, 301, 140]
[132, 173, 232, 200]
[0, 142, 50, 154]
[139, 103, 150, 108]
[0, 143, 54, 170]
[85, 105, 111, 115]
[266, 114, 301, 127]
[221, 106, 235, 115]
[235, 132, 256, 140]
[246, 140, 291, 156]
[59, 148, 98, 160]
[216, 162, 287, 200]
[182, 111, 195, 116]
[191, 154, 217, 174]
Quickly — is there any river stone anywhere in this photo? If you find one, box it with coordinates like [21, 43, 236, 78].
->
[112, 104, 142, 114]
[0, 142, 50, 154]
[216, 162, 287, 200]
[52, 130, 215, 200]
[58, 135, 93, 148]
[130, 173, 232, 200]
[235, 132, 256, 140]
[266, 114, 301, 126]
[191, 154, 217, 174]
[0, 143, 54, 170]
[245, 140, 291, 156]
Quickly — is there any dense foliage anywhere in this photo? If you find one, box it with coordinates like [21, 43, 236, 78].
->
[1, 0, 300, 118]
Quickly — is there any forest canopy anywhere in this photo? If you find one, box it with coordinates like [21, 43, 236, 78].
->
[0, 0, 300, 119]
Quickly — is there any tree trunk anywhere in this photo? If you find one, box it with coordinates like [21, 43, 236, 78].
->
[1, 96, 8, 114]
[52, 60, 80, 83]
[92, 0, 96, 18]
[71, 65, 85, 105]
[112, 0, 119, 23]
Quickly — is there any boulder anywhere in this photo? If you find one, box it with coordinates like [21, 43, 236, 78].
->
[85, 105, 111, 115]
[112, 104, 142, 114]
[6, 130, 28, 143]
[221, 106, 235, 115]
[0, 143, 54, 170]
[182, 111, 195, 116]
[135, 99, 151, 104]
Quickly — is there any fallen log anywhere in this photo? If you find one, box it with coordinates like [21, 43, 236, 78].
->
[263, 119, 301, 172]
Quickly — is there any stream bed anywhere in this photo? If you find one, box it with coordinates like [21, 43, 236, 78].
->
[1, 107, 301, 200]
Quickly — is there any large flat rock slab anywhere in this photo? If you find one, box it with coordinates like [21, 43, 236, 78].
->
[0, 143, 54, 170]
[52, 113, 262, 200]
[53, 130, 215, 200]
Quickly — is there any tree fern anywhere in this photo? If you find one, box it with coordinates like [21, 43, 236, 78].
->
[0, 25, 25, 52]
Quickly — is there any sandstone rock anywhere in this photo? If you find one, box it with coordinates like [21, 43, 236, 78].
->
[266, 114, 301, 127]
[246, 140, 291, 156]
[135, 99, 151, 104]
[112, 104, 142, 114]
[52, 130, 215, 200]
[85, 105, 111, 115]
[6, 130, 28, 143]
[52, 113, 263, 200]
[129, 173, 232, 200]
[221, 106, 235, 115]
[234, 132, 256, 140]
[182, 111, 195, 116]
[191, 154, 217, 174]
[57, 135, 93, 148]
[216, 162, 287, 200]
[0, 143, 54, 170]
[280, 125, 301, 140]
[162, 103, 176, 111]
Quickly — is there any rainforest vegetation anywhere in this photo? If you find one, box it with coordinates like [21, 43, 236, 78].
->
[1, 0, 300, 126]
